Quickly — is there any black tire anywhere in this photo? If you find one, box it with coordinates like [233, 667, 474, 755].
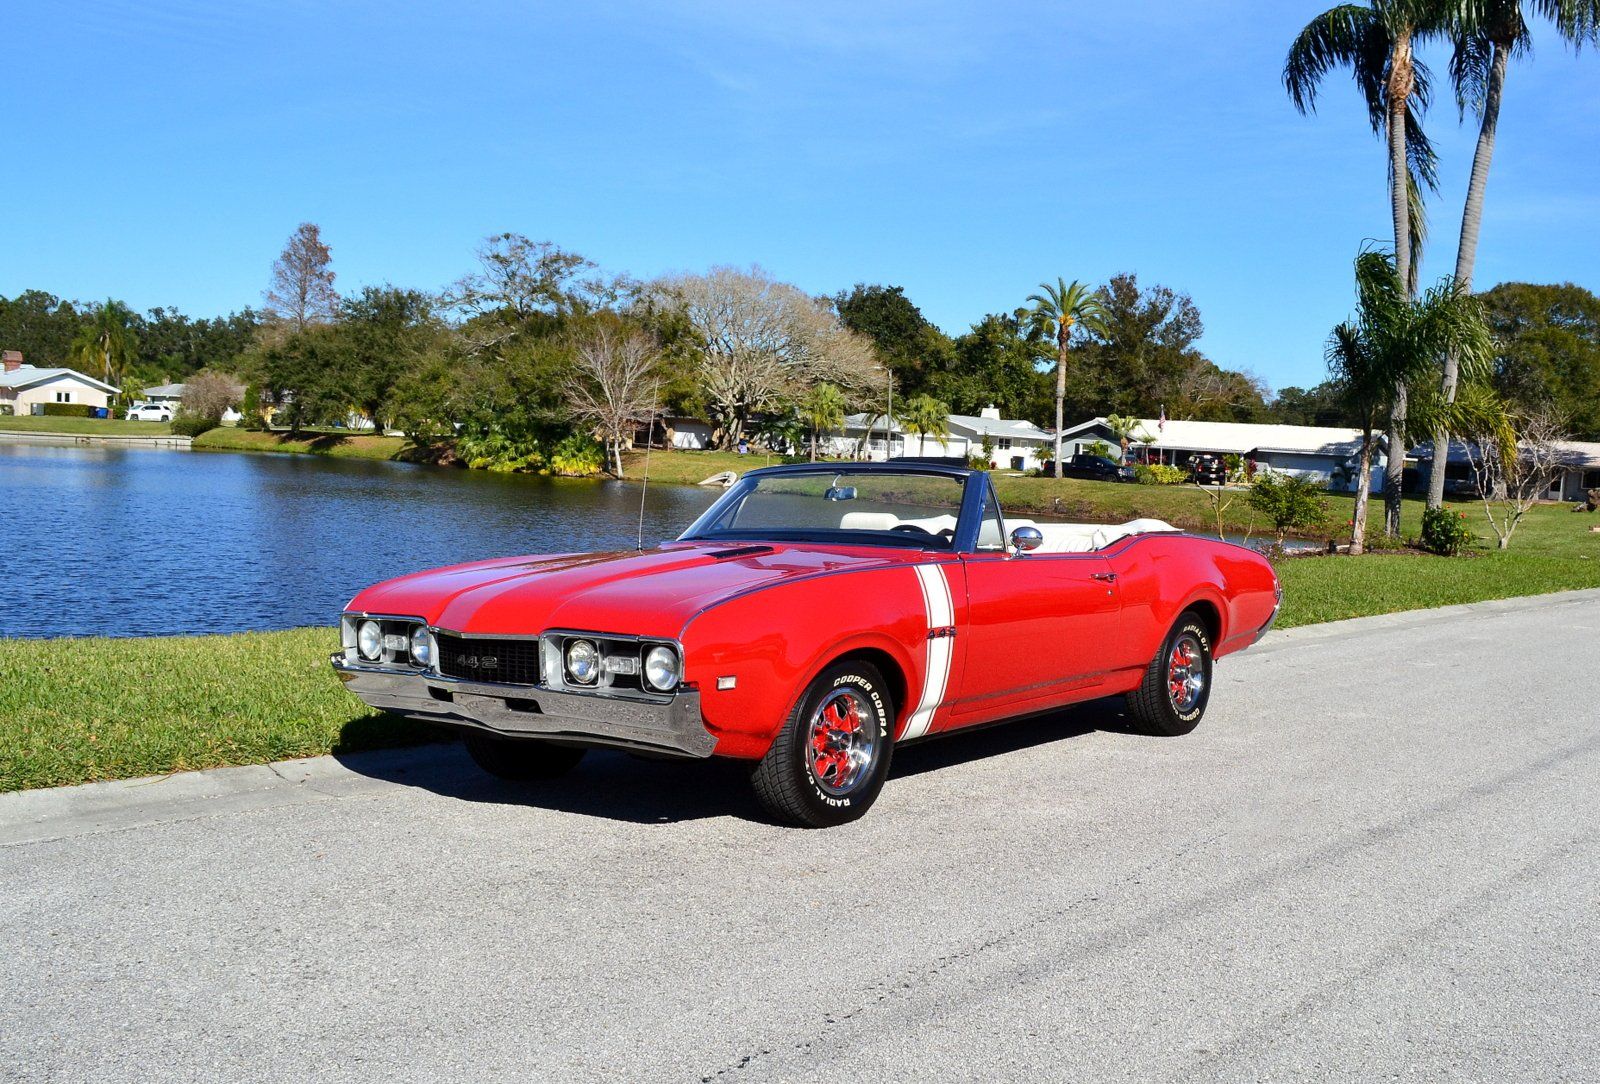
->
[463, 733, 586, 781]
[751, 661, 895, 828]
[1127, 611, 1214, 736]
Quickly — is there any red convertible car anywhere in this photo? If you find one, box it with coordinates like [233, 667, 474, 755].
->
[334, 462, 1280, 827]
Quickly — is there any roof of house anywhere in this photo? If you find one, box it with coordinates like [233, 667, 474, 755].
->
[1413, 438, 1600, 469]
[947, 413, 1052, 442]
[842, 411, 1049, 440]
[142, 383, 188, 398]
[0, 365, 120, 394]
[1061, 416, 1372, 457]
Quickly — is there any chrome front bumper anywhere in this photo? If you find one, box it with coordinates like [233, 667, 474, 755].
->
[331, 654, 716, 758]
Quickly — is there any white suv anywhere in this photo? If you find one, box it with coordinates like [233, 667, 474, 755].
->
[127, 402, 174, 422]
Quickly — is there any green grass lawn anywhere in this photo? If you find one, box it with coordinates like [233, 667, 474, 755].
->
[0, 629, 436, 793]
[192, 426, 409, 460]
[0, 415, 174, 436]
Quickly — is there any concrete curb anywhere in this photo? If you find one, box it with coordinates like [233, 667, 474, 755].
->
[4, 586, 1598, 845]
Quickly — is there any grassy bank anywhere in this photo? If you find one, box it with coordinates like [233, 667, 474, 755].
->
[191, 426, 409, 460]
[0, 629, 435, 793]
[0, 415, 174, 436]
[4, 502, 1596, 793]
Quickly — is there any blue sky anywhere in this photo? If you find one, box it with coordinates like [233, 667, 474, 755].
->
[5, 0, 1598, 392]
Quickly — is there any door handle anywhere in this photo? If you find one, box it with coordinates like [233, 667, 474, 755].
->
[1091, 572, 1117, 582]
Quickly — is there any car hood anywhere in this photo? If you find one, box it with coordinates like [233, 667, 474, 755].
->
[347, 541, 909, 639]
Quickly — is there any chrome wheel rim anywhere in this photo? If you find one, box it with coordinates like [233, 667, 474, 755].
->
[807, 688, 877, 796]
[1167, 633, 1205, 713]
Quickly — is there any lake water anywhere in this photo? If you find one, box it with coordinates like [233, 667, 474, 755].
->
[0, 445, 719, 639]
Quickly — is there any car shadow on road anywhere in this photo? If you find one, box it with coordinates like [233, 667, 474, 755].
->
[333, 697, 1140, 825]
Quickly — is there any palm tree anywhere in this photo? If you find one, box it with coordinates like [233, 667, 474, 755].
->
[1024, 278, 1106, 478]
[1422, 0, 1600, 507]
[1105, 413, 1153, 459]
[70, 300, 139, 407]
[798, 383, 847, 462]
[1327, 250, 1495, 554]
[900, 394, 950, 456]
[1286, 0, 1454, 535]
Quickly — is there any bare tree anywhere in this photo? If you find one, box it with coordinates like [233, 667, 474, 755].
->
[263, 223, 339, 332]
[568, 327, 662, 478]
[1463, 409, 1571, 550]
[180, 371, 244, 420]
[651, 266, 878, 449]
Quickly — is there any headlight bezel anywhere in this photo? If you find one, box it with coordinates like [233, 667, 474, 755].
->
[643, 644, 681, 692]
[564, 638, 601, 685]
[357, 619, 384, 662]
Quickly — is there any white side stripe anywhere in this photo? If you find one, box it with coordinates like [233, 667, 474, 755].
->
[904, 564, 955, 740]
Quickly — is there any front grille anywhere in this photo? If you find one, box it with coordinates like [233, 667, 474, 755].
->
[435, 633, 541, 686]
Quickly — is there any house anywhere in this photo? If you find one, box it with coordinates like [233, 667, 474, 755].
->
[947, 407, 1053, 471]
[1411, 438, 1600, 502]
[1057, 416, 1387, 492]
[821, 406, 1050, 467]
[0, 352, 120, 416]
[137, 380, 246, 423]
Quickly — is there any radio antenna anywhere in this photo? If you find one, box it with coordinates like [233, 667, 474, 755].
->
[636, 380, 660, 552]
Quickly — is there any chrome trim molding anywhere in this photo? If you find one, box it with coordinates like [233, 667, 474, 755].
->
[331, 654, 715, 759]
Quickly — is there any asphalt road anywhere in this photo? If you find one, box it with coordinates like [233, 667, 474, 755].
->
[4, 590, 1599, 1083]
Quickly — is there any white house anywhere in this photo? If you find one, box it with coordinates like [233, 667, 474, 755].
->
[1412, 438, 1600, 502]
[819, 406, 1048, 467]
[0, 352, 120, 415]
[946, 408, 1053, 471]
[1057, 416, 1387, 492]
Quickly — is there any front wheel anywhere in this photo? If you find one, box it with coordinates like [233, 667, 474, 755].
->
[751, 661, 895, 828]
[463, 733, 586, 780]
[1126, 611, 1214, 736]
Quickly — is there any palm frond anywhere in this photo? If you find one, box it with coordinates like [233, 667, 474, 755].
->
[1284, 4, 1383, 116]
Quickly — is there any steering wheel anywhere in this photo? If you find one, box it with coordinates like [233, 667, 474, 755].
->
[890, 524, 932, 536]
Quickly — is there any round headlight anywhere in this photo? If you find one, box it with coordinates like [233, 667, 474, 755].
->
[565, 639, 599, 684]
[357, 620, 383, 661]
[409, 625, 433, 667]
[644, 645, 680, 692]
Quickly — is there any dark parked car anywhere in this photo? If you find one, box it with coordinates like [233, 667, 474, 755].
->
[1059, 453, 1136, 483]
[1189, 454, 1228, 485]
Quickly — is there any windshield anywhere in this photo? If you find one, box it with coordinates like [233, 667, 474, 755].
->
[683, 469, 968, 549]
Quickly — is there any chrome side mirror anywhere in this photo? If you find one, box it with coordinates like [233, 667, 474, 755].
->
[1010, 526, 1044, 553]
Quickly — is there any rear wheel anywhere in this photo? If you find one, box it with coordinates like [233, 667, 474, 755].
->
[1127, 611, 1213, 736]
[751, 661, 894, 828]
[463, 733, 586, 780]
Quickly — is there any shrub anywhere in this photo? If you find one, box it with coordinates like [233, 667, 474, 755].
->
[1133, 463, 1187, 486]
[1248, 470, 1328, 542]
[548, 433, 605, 476]
[1420, 506, 1475, 556]
[40, 403, 96, 418]
[170, 411, 220, 438]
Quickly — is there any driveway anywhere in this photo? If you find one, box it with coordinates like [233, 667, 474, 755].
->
[4, 590, 1599, 1082]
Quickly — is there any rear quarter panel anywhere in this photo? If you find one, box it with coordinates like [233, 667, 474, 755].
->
[679, 562, 943, 759]
[1102, 535, 1279, 673]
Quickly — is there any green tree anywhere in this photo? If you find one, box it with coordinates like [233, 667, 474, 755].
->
[937, 314, 1052, 423]
[832, 284, 956, 397]
[1105, 413, 1153, 458]
[1025, 278, 1107, 477]
[898, 394, 950, 457]
[1425, 0, 1600, 505]
[1249, 471, 1331, 546]
[339, 286, 446, 431]
[1480, 281, 1600, 438]
[1062, 274, 1208, 421]
[1325, 250, 1496, 549]
[798, 382, 847, 461]
[0, 291, 84, 367]
[260, 328, 353, 434]
[69, 300, 139, 403]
